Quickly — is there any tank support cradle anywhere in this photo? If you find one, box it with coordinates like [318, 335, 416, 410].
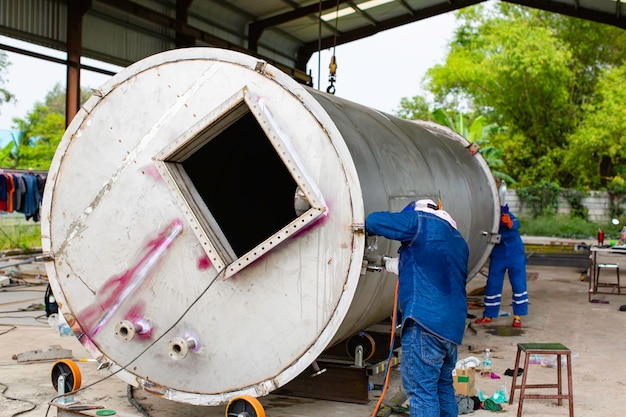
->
[274, 325, 402, 404]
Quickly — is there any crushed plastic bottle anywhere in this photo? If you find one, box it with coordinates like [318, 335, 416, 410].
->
[56, 314, 73, 337]
[478, 384, 509, 404]
[491, 384, 509, 403]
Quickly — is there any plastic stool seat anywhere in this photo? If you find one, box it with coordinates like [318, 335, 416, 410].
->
[509, 343, 574, 417]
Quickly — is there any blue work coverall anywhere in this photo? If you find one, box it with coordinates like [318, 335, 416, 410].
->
[366, 209, 469, 417]
[484, 209, 529, 318]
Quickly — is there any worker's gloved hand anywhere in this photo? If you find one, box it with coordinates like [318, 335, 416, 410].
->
[501, 213, 513, 228]
[383, 257, 399, 275]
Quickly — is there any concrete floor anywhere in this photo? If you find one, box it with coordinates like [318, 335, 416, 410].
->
[1, 263, 626, 417]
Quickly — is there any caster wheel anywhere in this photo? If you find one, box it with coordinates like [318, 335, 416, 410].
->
[225, 395, 265, 417]
[51, 359, 82, 393]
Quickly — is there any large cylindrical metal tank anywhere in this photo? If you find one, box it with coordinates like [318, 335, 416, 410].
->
[42, 48, 499, 406]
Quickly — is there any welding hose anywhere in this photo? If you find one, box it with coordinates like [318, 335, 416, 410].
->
[370, 275, 399, 417]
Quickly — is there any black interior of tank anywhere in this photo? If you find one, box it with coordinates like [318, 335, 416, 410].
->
[183, 112, 298, 257]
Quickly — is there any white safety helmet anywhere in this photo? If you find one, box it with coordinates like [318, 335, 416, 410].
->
[407, 198, 458, 230]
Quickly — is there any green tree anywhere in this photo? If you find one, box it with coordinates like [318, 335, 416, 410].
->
[0, 51, 15, 111]
[427, 12, 574, 186]
[397, 95, 514, 182]
[431, 108, 514, 183]
[564, 65, 626, 216]
[5, 104, 64, 169]
[414, 3, 626, 188]
[43, 83, 92, 116]
[532, 9, 626, 114]
[6, 83, 91, 169]
[396, 94, 434, 121]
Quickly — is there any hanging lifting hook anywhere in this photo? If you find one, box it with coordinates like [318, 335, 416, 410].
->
[327, 55, 337, 95]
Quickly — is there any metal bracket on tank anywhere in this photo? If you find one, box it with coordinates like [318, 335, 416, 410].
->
[486, 232, 501, 244]
[366, 263, 384, 272]
[254, 60, 267, 73]
[96, 357, 112, 370]
[40, 252, 55, 261]
[310, 360, 327, 377]
[362, 258, 385, 274]
[467, 142, 480, 155]
[352, 223, 365, 233]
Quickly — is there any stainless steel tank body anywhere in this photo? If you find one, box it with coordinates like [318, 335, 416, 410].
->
[41, 48, 500, 406]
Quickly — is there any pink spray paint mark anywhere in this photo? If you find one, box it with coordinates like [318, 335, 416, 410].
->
[142, 164, 163, 181]
[125, 303, 144, 323]
[82, 337, 98, 353]
[124, 302, 154, 338]
[77, 219, 183, 339]
[197, 255, 211, 270]
[184, 331, 201, 353]
[291, 205, 329, 240]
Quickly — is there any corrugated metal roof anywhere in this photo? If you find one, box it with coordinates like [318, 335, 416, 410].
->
[1, 0, 625, 83]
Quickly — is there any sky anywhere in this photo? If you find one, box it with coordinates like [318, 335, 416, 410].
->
[0, 11, 457, 132]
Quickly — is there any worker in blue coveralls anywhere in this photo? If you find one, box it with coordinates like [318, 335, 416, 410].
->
[366, 199, 469, 417]
[475, 180, 528, 327]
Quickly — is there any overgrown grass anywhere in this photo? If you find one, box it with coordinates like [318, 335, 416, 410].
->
[0, 224, 42, 251]
[518, 214, 620, 240]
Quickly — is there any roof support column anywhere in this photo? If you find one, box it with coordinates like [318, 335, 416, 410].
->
[176, 0, 195, 47]
[66, 0, 92, 127]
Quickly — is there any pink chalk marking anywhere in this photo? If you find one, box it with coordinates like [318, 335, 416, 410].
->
[125, 303, 144, 322]
[197, 255, 211, 270]
[142, 165, 162, 181]
[77, 219, 183, 338]
[124, 302, 153, 338]
[184, 331, 201, 353]
[291, 205, 329, 239]
[82, 337, 98, 353]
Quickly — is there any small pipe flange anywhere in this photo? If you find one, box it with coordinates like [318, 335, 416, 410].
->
[114, 320, 136, 342]
[114, 319, 153, 342]
[167, 336, 199, 360]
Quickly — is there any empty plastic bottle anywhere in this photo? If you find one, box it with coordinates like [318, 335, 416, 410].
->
[482, 348, 492, 376]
